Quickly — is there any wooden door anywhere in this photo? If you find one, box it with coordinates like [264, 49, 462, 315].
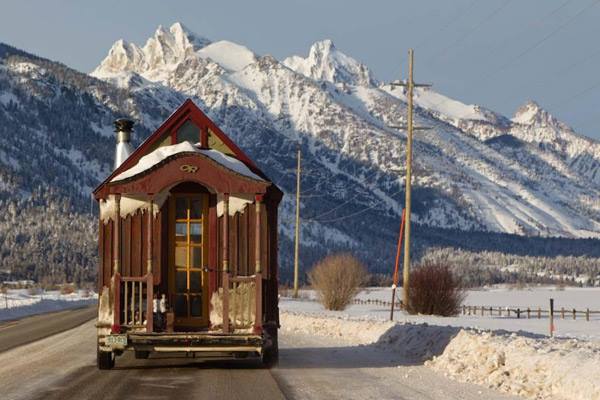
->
[169, 194, 209, 328]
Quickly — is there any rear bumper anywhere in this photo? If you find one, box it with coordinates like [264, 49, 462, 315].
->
[99, 332, 264, 355]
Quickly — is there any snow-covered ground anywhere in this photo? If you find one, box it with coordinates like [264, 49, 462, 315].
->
[0, 289, 97, 322]
[280, 286, 600, 400]
[283, 286, 600, 340]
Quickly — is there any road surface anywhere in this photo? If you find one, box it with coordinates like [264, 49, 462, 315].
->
[0, 305, 96, 352]
[0, 309, 521, 400]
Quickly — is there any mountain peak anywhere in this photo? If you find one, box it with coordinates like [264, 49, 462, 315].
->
[512, 100, 559, 127]
[283, 39, 376, 86]
[93, 22, 210, 77]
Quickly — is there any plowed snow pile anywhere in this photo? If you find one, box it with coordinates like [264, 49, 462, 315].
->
[281, 312, 600, 400]
[427, 330, 600, 400]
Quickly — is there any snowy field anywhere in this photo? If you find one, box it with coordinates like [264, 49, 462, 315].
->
[0, 289, 97, 322]
[282, 286, 600, 340]
[280, 286, 600, 400]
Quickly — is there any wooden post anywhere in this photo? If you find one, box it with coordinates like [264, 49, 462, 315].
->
[527, 307, 531, 319]
[402, 49, 415, 310]
[481, 306, 484, 316]
[254, 195, 263, 334]
[550, 298, 555, 337]
[113, 194, 121, 275]
[146, 197, 154, 333]
[112, 272, 121, 333]
[517, 308, 521, 319]
[586, 308, 590, 321]
[112, 194, 122, 333]
[538, 307, 541, 319]
[561, 307, 565, 319]
[146, 274, 153, 332]
[293, 145, 301, 298]
[489, 306, 492, 316]
[222, 194, 230, 333]
[147, 197, 154, 274]
[573, 308, 576, 320]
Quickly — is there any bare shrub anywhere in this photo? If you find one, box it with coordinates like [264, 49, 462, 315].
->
[308, 253, 367, 311]
[407, 262, 465, 316]
[60, 284, 75, 295]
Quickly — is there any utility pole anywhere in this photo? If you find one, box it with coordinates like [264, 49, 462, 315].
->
[293, 144, 301, 298]
[389, 49, 430, 310]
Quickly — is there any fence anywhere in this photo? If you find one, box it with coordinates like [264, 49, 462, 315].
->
[461, 305, 600, 321]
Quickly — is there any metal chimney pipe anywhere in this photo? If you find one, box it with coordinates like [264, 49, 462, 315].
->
[114, 118, 134, 170]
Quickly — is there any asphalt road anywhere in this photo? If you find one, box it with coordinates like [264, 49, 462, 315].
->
[0, 310, 285, 400]
[0, 305, 97, 353]
[0, 308, 520, 400]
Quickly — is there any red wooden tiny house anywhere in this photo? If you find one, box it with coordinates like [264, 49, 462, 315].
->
[94, 100, 282, 369]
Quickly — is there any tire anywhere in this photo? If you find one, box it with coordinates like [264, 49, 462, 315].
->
[135, 350, 150, 359]
[261, 329, 279, 368]
[97, 349, 115, 370]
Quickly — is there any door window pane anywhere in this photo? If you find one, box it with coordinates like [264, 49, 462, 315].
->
[190, 223, 202, 243]
[175, 246, 187, 268]
[176, 198, 187, 219]
[174, 295, 187, 317]
[191, 295, 202, 317]
[175, 223, 187, 242]
[190, 271, 201, 292]
[176, 270, 187, 292]
[190, 199, 202, 219]
[190, 247, 202, 267]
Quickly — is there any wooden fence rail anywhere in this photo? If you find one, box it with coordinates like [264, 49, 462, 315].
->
[283, 296, 599, 322]
[461, 305, 600, 321]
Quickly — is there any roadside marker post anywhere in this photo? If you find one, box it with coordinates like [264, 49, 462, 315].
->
[550, 298, 555, 337]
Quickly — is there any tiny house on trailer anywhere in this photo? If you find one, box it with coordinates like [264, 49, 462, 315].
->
[93, 99, 282, 369]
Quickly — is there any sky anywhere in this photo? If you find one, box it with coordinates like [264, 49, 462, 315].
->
[1, 0, 599, 140]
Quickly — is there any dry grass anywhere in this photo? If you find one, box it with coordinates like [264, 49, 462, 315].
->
[408, 262, 465, 316]
[60, 284, 75, 295]
[309, 253, 367, 311]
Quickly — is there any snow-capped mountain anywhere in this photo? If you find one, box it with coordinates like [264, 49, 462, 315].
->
[91, 23, 600, 240]
[1, 22, 600, 282]
[283, 39, 375, 86]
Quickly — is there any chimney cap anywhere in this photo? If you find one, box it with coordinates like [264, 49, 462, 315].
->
[114, 118, 134, 133]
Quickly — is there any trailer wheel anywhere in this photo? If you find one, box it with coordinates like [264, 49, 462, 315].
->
[135, 350, 150, 359]
[97, 349, 115, 370]
[261, 329, 279, 368]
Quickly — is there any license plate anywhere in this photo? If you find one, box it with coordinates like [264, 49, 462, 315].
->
[106, 335, 127, 347]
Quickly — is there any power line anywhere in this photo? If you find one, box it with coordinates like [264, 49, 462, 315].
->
[481, 0, 600, 81]
[305, 189, 402, 224]
[398, 0, 479, 73]
[425, 0, 514, 65]
[304, 168, 386, 220]
[475, 0, 576, 66]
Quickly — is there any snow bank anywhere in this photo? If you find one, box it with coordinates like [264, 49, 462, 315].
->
[281, 311, 600, 400]
[281, 312, 394, 344]
[0, 290, 97, 322]
[428, 330, 600, 400]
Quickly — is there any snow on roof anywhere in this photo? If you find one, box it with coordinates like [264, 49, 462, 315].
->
[111, 141, 264, 182]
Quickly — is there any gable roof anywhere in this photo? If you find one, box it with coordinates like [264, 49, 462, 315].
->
[93, 99, 269, 198]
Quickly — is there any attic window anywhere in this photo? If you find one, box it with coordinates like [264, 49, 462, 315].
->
[177, 120, 200, 144]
